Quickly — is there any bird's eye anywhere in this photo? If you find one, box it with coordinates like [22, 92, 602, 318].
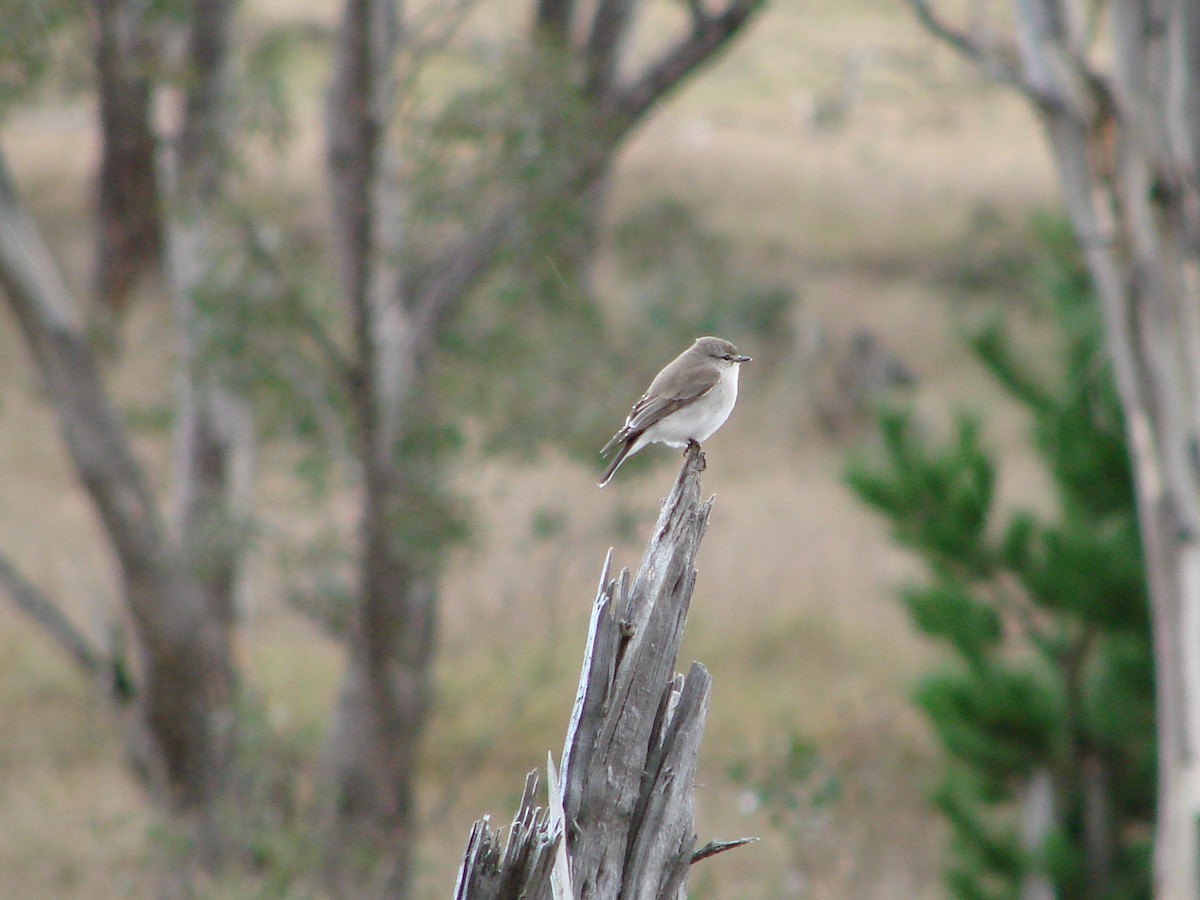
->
[722, 354, 732, 360]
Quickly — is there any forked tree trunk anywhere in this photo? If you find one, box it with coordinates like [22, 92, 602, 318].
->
[2, 0, 245, 860]
[455, 447, 754, 899]
[0, 151, 233, 837]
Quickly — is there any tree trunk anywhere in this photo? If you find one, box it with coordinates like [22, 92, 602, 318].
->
[321, 498, 436, 894]
[322, 0, 432, 891]
[455, 447, 754, 899]
[0, 150, 233, 827]
[160, 0, 252, 640]
[90, 0, 162, 318]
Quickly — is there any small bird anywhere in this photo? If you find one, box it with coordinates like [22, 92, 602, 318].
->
[598, 336, 751, 487]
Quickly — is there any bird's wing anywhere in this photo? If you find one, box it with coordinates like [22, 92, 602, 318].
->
[625, 357, 719, 432]
[599, 360, 719, 457]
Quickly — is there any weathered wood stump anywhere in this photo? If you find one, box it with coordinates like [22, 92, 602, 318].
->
[454, 444, 754, 899]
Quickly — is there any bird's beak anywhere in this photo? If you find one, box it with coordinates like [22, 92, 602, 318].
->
[735, 355, 752, 363]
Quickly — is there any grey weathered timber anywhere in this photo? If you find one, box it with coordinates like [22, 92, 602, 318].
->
[454, 771, 562, 900]
[455, 445, 753, 898]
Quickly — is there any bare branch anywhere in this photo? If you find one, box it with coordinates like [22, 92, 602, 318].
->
[904, 0, 994, 68]
[585, 0, 635, 97]
[683, 0, 709, 28]
[904, 0, 1101, 116]
[0, 150, 80, 336]
[614, 0, 766, 124]
[0, 551, 110, 687]
[691, 837, 760, 864]
[534, 0, 574, 41]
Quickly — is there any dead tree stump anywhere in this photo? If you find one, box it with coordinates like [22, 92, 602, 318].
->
[454, 444, 754, 899]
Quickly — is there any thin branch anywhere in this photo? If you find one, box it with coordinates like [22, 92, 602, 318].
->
[904, 0, 994, 68]
[534, 0, 574, 41]
[691, 837, 759, 864]
[0, 550, 131, 697]
[584, 0, 635, 96]
[903, 0, 1101, 115]
[683, 0, 708, 28]
[614, 0, 766, 124]
[240, 221, 357, 389]
[0, 148, 80, 337]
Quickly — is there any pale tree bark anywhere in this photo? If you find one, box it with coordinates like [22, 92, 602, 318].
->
[2, 0, 248, 865]
[0, 150, 233, 841]
[160, 0, 256, 634]
[908, 0, 1200, 894]
[322, 0, 431, 894]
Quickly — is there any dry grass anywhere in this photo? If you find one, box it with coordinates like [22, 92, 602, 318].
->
[0, 0, 1065, 896]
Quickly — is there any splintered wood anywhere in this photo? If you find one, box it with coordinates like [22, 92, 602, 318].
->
[454, 445, 755, 899]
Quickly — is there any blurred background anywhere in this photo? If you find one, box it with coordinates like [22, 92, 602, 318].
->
[2, 0, 1132, 896]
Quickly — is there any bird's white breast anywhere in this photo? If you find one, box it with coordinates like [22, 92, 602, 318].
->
[636, 363, 740, 450]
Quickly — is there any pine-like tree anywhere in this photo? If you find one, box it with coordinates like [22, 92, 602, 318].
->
[846, 218, 1154, 899]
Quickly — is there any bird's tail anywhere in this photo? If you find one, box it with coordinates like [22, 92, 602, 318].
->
[597, 440, 634, 487]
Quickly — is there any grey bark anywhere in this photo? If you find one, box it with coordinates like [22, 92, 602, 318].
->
[455, 447, 755, 898]
[907, 0, 1200, 894]
[0, 549, 131, 699]
[455, 771, 564, 900]
[161, 0, 254, 634]
[0, 149, 232, 820]
[0, 0, 245, 847]
[321, 0, 435, 894]
[90, 0, 162, 315]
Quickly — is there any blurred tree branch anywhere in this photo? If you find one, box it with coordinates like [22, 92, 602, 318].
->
[0, 143, 233, 836]
[0, 550, 114, 692]
[89, 0, 162, 318]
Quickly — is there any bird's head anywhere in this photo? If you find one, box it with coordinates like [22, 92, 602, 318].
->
[694, 336, 752, 366]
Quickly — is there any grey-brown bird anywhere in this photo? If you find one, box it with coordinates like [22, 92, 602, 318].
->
[598, 336, 751, 487]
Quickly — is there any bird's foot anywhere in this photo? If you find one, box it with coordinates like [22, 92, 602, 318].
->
[685, 439, 700, 454]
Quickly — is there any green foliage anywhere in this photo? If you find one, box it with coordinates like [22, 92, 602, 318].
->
[415, 49, 618, 462]
[848, 412, 995, 576]
[846, 216, 1154, 898]
[0, 0, 87, 112]
[191, 210, 353, 481]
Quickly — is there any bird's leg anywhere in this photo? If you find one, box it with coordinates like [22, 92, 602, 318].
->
[685, 438, 700, 455]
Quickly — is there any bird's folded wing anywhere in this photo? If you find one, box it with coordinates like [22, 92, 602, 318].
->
[600, 359, 720, 454]
[625, 366, 719, 434]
